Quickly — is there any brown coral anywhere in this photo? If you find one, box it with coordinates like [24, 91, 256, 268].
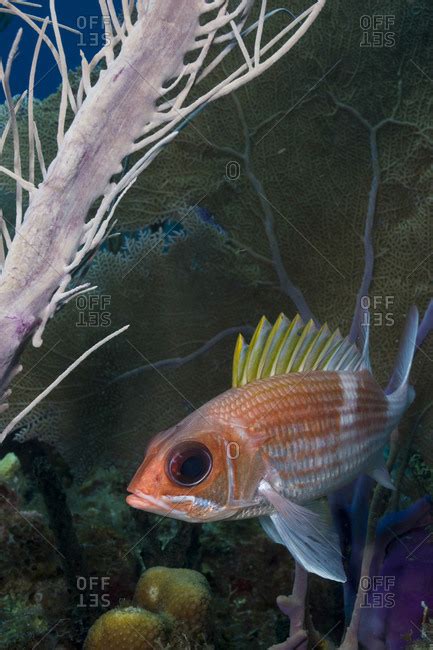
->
[83, 606, 170, 650]
[84, 567, 212, 649]
[134, 566, 212, 632]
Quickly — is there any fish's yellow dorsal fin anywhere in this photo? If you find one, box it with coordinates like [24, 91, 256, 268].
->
[232, 313, 364, 388]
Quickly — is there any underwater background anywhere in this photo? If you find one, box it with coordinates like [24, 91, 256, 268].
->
[1, 0, 433, 648]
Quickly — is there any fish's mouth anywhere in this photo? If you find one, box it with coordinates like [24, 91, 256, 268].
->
[126, 488, 206, 522]
[126, 489, 170, 514]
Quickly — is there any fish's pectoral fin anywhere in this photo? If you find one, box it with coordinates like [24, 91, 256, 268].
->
[259, 515, 284, 545]
[258, 480, 346, 583]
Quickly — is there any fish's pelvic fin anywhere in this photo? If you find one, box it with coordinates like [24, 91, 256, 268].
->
[259, 515, 284, 546]
[258, 480, 346, 583]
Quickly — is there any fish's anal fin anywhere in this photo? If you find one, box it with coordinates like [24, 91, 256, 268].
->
[258, 480, 346, 583]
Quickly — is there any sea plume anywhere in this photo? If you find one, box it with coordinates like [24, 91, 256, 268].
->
[0, 0, 325, 441]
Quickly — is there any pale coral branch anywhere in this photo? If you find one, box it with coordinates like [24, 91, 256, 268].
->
[0, 210, 10, 268]
[49, 0, 76, 145]
[32, 120, 47, 178]
[0, 166, 35, 192]
[254, 0, 267, 67]
[77, 0, 120, 105]
[0, 211, 12, 250]
[0, 325, 130, 443]
[0, 1, 77, 110]
[122, 0, 133, 34]
[0, 91, 27, 155]
[60, 282, 96, 304]
[108, 0, 126, 37]
[197, 2, 322, 85]
[134, 1, 326, 151]
[230, 19, 253, 71]
[0, 8, 81, 35]
[196, 0, 252, 35]
[28, 16, 49, 186]
[0, 0, 325, 438]
[9, 1, 41, 7]
[97, 0, 114, 64]
[0, 29, 24, 228]
[269, 564, 309, 650]
[79, 51, 92, 98]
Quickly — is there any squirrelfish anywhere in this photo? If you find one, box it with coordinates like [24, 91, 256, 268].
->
[127, 309, 418, 581]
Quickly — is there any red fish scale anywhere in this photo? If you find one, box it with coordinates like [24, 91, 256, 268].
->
[205, 370, 389, 501]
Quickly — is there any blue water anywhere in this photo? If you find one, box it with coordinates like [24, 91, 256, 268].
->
[0, 1, 123, 100]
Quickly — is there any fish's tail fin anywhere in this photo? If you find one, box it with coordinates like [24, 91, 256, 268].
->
[386, 306, 419, 411]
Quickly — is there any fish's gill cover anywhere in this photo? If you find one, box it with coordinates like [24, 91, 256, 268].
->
[1, 0, 433, 489]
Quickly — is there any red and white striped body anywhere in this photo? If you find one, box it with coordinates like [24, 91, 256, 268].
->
[204, 369, 401, 507]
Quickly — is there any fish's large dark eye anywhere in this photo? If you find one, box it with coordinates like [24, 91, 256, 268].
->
[167, 442, 213, 487]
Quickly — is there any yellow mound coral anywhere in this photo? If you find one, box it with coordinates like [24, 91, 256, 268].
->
[84, 606, 170, 650]
[84, 567, 212, 649]
[134, 566, 212, 631]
